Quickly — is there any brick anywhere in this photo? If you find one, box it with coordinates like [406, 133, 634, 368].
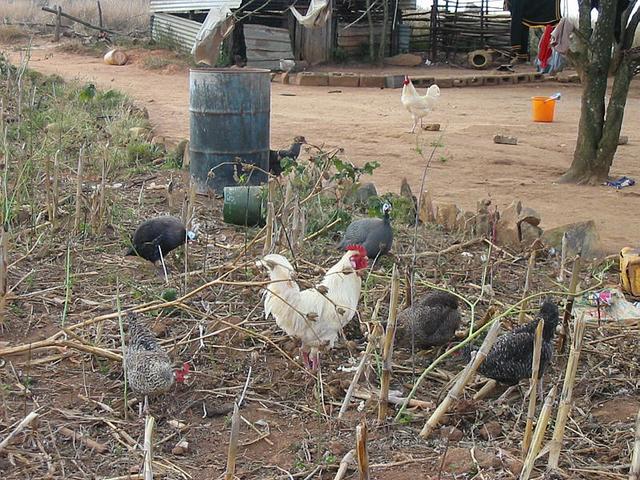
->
[484, 76, 499, 86]
[467, 76, 485, 87]
[295, 72, 329, 86]
[412, 77, 436, 87]
[498, 75, 516, 85]
[328, 73, 360, 87]
[282, 72, 290, 85]
[453, 77, 468, 87]
[437, 77, 454, 88]
[529, 73, 544, 82]
[515, 74, 529, 84]
[359, 75, 385, 88]
[385, 75, 405, 89]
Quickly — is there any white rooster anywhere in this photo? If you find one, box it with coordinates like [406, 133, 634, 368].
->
[401, 76, 440, 133]
[256, 245, 369, 370]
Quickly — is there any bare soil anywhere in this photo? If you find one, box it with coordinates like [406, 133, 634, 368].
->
[6, 41, 640, 254]
[1, 38, 639, 480]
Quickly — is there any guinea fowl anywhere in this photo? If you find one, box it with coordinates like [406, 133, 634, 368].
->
[125, 216, 196, 265]
[468, 299, 559, 397]
[338, 202, 393, 259]
[396, 291, 461, 349]
[125, 314, 190, 414]
[269, 136, 306, 175]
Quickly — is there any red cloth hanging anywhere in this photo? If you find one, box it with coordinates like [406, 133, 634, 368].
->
[537, 24, 554, 70]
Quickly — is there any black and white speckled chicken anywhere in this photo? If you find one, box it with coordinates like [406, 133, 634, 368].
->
[469, 300, 559, 394]
[396, 291, 461, 349]
[124, 314, 189, 414]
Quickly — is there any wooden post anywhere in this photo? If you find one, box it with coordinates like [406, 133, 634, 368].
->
[377, 264, 400, 423]
[355, 420, 369, 480]
[54, 6, 62, 42]
[520, 386, 557, 480]
[97, 1, 104, 30]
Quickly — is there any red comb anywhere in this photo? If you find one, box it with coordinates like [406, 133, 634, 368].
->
[346, 244, 367, 257]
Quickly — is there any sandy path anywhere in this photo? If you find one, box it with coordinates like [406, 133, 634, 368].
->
[7, 42, 640, 253]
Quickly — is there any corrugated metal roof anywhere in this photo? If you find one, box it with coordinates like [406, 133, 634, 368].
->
[151, 13, 203, 53]
[150, 1, 241, 13]
[399, 0, 417, 9]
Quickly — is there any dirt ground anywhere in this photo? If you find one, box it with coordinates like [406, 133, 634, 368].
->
[5, 41, 640, 254]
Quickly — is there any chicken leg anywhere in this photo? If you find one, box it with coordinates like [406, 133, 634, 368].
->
[301, 348, 312, 369]
[409, 116, 418, 134]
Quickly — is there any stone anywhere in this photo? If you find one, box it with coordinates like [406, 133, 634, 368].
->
[542, 220, 602, 258]
[479, 421, 502, 440]
[422, 123, 441, 131]
[518, 207, 541, 226]
[384, 53, 423, 66]
[494, 200, 522, 250]
[441, 447, 500, 474]
[418, 190, 435, 223]
[354, 182, 377, 204]
[493, 134, 518, 145]
[171, 440, 189, 455]
[458, 210, 476, 234]
[440, 425, 464, 441]
[520, 222, 543, 246]
[475, 213, 490, 237]
[359, 75, 385, 88]
[453, 78, 468, 87]
[282, 72, 290, 85]
[328, 73, 360, 88]
[437, 78, 454, 88]
[467, 76, 485, 87]
[295, 72, 329, 86]
[477, 198, 492, 214]
[619, 135, 629, 145]
[436, 203, 460, 231]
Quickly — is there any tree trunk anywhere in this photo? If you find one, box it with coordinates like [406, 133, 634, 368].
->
[365, 0, 375, 62]
[377, 0, 389, 65]
[562, 0, 629, 184]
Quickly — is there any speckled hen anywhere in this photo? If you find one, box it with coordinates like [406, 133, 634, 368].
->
[396, 291, 461, 349]
[470, 300, 559, 391]
[125, 314, 189, 414]
[338, 202, 393, 259]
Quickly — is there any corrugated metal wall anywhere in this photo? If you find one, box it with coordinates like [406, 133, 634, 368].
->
[244, 24, 294, 69]
[151, 13, 202, 52]
[150, 1, 241, 13]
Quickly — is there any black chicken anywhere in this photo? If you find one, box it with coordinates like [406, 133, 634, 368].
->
[468, 300, 559, 394]
[269, 136, 306, 175]
[396, 291, 461, 349]
[125, 216, 196, 265]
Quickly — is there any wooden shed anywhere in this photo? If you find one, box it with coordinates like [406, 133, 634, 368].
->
[150, 0, 417, 68]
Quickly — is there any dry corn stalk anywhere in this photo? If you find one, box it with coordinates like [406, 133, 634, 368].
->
[630, 408, 640, 480]
[473, 379, 497, 401]
[338, 302, 383, 419]
[333, 449, 355, 480]
[0, 411, 39, 452]
[73, 147, 84, 234]
[377, 264, 400, 423]
[0, 224, 7, 303]
[518, 250, 537, 323]
[225, 403, 241, 480]
[419, 319, 501, 438]
[520, 386, 557, 480]
[522, 318, 544, 457]
[558, 255, 581, 353]
[356, 420, 369, 480]
[262, 201, 275, 256]
[547, 313, 586, 470]
[143, 415, 155, 480]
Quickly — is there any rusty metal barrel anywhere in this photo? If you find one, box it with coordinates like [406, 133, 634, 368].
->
[189, 68, 270, 194]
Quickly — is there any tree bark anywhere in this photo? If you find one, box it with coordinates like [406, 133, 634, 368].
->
[377, 0, 389, 65]
[365, 0, 375, 62]
[562, 0, 636, 184]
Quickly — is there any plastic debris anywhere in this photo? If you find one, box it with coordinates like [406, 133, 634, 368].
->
[605, 176, 636, 189]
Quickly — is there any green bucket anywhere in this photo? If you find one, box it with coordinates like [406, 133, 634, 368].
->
[223, 186, 264, 226]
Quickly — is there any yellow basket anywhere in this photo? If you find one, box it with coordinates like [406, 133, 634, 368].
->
[620, 247, 640, 296]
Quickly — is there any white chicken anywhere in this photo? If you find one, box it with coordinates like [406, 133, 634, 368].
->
[256, 245, 369, 370]
[401, 76, 440, 133]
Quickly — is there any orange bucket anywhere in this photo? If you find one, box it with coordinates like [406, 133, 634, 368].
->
[531, 96, 556, 122]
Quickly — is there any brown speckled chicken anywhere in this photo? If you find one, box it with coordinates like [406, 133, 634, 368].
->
[396, 291, 461, 349]
[124, 314, 189, 414]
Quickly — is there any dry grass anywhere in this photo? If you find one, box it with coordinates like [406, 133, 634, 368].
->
[2, 0, 149, 33]
[0, 25, 29, 42]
